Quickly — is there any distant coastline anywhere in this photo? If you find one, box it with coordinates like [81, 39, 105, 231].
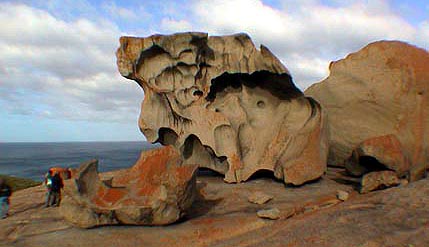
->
[0, 141, 160, 181]
[0, 140, 148, 144]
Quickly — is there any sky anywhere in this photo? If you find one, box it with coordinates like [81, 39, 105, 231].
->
[0, 0, 428, 142]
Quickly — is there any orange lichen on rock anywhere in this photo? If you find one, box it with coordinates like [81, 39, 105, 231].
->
[100, 188, 127, 205]
[175, 165, 199, 182]
[60, 146, 198, 228]
[346, 134, 411, 178]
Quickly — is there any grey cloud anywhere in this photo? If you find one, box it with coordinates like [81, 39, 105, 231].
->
[0, 3, 142, 123]
[184, 0, 422, 88]
[2, 0, 426, 126]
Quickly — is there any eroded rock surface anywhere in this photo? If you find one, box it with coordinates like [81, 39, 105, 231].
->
[306, 41, 429, 181]
[60, 146, 197, 228]
[116, 32, 327, 185]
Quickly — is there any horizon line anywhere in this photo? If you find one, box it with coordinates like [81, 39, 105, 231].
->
[0, 140, 152, 144]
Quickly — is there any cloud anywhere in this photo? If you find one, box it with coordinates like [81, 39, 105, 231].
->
[0, 3, 142, 122]
[163, 0, 423, 88]
[416, 21, 429, 49]
[1, 0, 427, 128]
[160, 18, 193, 32]
[102, 2, 140, 21]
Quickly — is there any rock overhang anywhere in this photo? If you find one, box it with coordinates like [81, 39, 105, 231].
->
[116, 32, 328, 185]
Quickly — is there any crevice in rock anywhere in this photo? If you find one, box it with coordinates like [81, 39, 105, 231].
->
[164, 95, 192, 127]
[246, 169, 278, 181]
[193, 90, 203, 97]
[307, 97, 320, 119]
[182, 134, 199, 159]
[206, 70, 302, 102]
[190, 35, 215, 64]
[196, 167, 224, 177]
[358, 155, 389, 172]
[136, 45, 171, 73]
[285, 176, 323, 188]
[346, 152, 395, 178]
[157, 128, 179, 146]
[180, 134, 228, 174]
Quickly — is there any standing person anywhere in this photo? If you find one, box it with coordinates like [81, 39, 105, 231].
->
[0, 178, 12, 219]
[50, 173, 64, 207]
[44, 170, 53, 207]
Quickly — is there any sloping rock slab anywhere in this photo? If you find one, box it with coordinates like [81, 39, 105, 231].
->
[3, 175, 429, 246]
[1, 169, 354, 246]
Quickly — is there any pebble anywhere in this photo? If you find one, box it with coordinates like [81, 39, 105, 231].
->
[337, 190, 349, 201]
[257, 208, 280, 220]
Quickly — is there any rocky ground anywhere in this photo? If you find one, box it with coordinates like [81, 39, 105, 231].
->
[1, 168, 428, 247]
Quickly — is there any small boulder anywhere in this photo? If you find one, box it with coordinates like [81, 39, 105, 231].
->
[257, 208, 280, 220]
[248, 191, 273, 205]
[60, 146, 198, 228]
[337, 190, 349, 201]
[360, 171, 400, 194]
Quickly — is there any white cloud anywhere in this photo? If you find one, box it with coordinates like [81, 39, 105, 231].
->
[0, 3, 142, 122]
[286, 55, 330, 88]
[416, 21, 429, 50]
[102, 2, 140, 21]
[1, 0, 427, 128]
[160, 18, 193, 32]
[178, 0, 423, 89]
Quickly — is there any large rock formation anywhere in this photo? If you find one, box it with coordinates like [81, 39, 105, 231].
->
[116, 32, 327, 185]
[306, 41, 429, 181]
[60, 146, 197, 228]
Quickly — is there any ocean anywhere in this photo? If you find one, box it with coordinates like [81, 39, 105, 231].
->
[0, 141, 160, 181]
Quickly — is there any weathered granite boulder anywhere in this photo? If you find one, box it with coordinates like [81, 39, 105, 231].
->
[306, 41, 429, 182]
[60, 146, 197, 228]
[116, 32, 327, 185]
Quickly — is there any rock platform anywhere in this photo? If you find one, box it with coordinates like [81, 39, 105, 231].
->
[1, 168, 428, 247]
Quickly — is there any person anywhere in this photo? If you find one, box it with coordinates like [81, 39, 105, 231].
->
[0, 178, 12, 219]
[44, 170, 53, 207]
[49, 173, 64, 207]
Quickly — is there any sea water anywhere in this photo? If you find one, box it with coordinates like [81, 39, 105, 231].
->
[0, 141, 159, 181]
